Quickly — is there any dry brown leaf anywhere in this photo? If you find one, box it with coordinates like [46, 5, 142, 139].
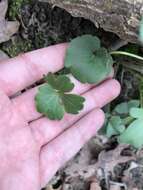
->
[55, 144, 135, 190]
[0, 0, 19, 43]
[97, 144, 135, 176]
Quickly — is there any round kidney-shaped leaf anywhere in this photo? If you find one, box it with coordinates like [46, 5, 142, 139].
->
[65, 35, 113, 84]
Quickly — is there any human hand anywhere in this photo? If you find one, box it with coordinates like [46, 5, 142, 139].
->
[0, 44, 120, 190]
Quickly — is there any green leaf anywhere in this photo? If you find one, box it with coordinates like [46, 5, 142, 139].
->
[128, 100, 140, 110]
[106, 122, 116, 138]
[130, 108, 143, 119]
[114, 102, 129, 114]
[106, 116, 125, 138]
[35, 74, 85, 120]
[62, 94, 85, 114]
[35, 84, 65, 120]
[65, 35, 113, 84]
[110, 116, 125, 133]
[44, 73, 74, 92]
[114, 100, 140, 114]
[118, 118, 143, 148]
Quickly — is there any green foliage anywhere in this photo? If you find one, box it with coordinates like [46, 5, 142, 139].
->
[102, 100, 139, 138]
[65, 35, 113, 84]
[2, 38, 32, 57]
[35, 33, 143, 147]
[130, 108, 143, 119]
[35, 35, 114, 120]
[113, 100, 140, 115]
[106, 116, 125, 138]
[103, 100, 143, 148]
[8, 0, 30, 20]
[44, 74, 74, 92]
[119, 111, 143, 149]
[35, 73, 85, 120]
[102, 18, 143, 148]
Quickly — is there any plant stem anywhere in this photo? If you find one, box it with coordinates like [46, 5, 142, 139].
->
[110, 51, 143, 61]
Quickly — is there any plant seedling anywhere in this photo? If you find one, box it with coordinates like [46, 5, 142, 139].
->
[35, 73, 85, 120]
[118, 107, 143, 148]
[102, 100, 143, 148]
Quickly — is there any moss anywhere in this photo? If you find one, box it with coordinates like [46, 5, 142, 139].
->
[2, 37, 33, 57]
[8, 0, 30, 20]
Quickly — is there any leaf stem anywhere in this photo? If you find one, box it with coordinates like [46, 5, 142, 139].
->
[110, 51, 143, 61]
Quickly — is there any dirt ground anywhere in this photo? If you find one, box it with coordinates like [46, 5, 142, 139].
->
[2, 1, 143, 190]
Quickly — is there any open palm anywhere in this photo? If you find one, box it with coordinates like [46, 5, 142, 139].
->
[0, 44, 120, 190]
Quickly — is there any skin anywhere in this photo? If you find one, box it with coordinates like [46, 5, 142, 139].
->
[0, 43, 121, 190]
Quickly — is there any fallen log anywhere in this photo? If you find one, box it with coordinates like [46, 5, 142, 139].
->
[40, 0, 143, 43]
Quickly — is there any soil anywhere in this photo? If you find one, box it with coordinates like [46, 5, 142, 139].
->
[3, 1, 143, 190]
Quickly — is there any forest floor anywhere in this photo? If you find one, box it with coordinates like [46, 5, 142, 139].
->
[2, 0, 143, 190]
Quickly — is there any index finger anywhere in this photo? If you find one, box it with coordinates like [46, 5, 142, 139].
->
[0, 43, 67, 96]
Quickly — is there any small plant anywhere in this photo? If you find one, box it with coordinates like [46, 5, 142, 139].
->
[8, 0, 30, 20]
[35, 34, 114, 120]
[102, 100, 143, 148]
[35, 33, 143, 148]
[119, 107, 143, 148]
[35, 73, 85, 120]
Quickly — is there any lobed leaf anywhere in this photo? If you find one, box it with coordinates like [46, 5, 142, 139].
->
[35, 73, 85, 120]
[35, 84, 65, 120]
[44, 73, 74, 92]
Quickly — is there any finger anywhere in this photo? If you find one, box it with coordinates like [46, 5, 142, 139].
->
[12, 75, 92, 122]
[30, 79, 120, 147]
[0, 43, 67, 96]
[40, 109, 105, 187]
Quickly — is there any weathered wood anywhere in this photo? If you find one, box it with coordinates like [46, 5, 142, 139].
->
[40, 0, 143, 43]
